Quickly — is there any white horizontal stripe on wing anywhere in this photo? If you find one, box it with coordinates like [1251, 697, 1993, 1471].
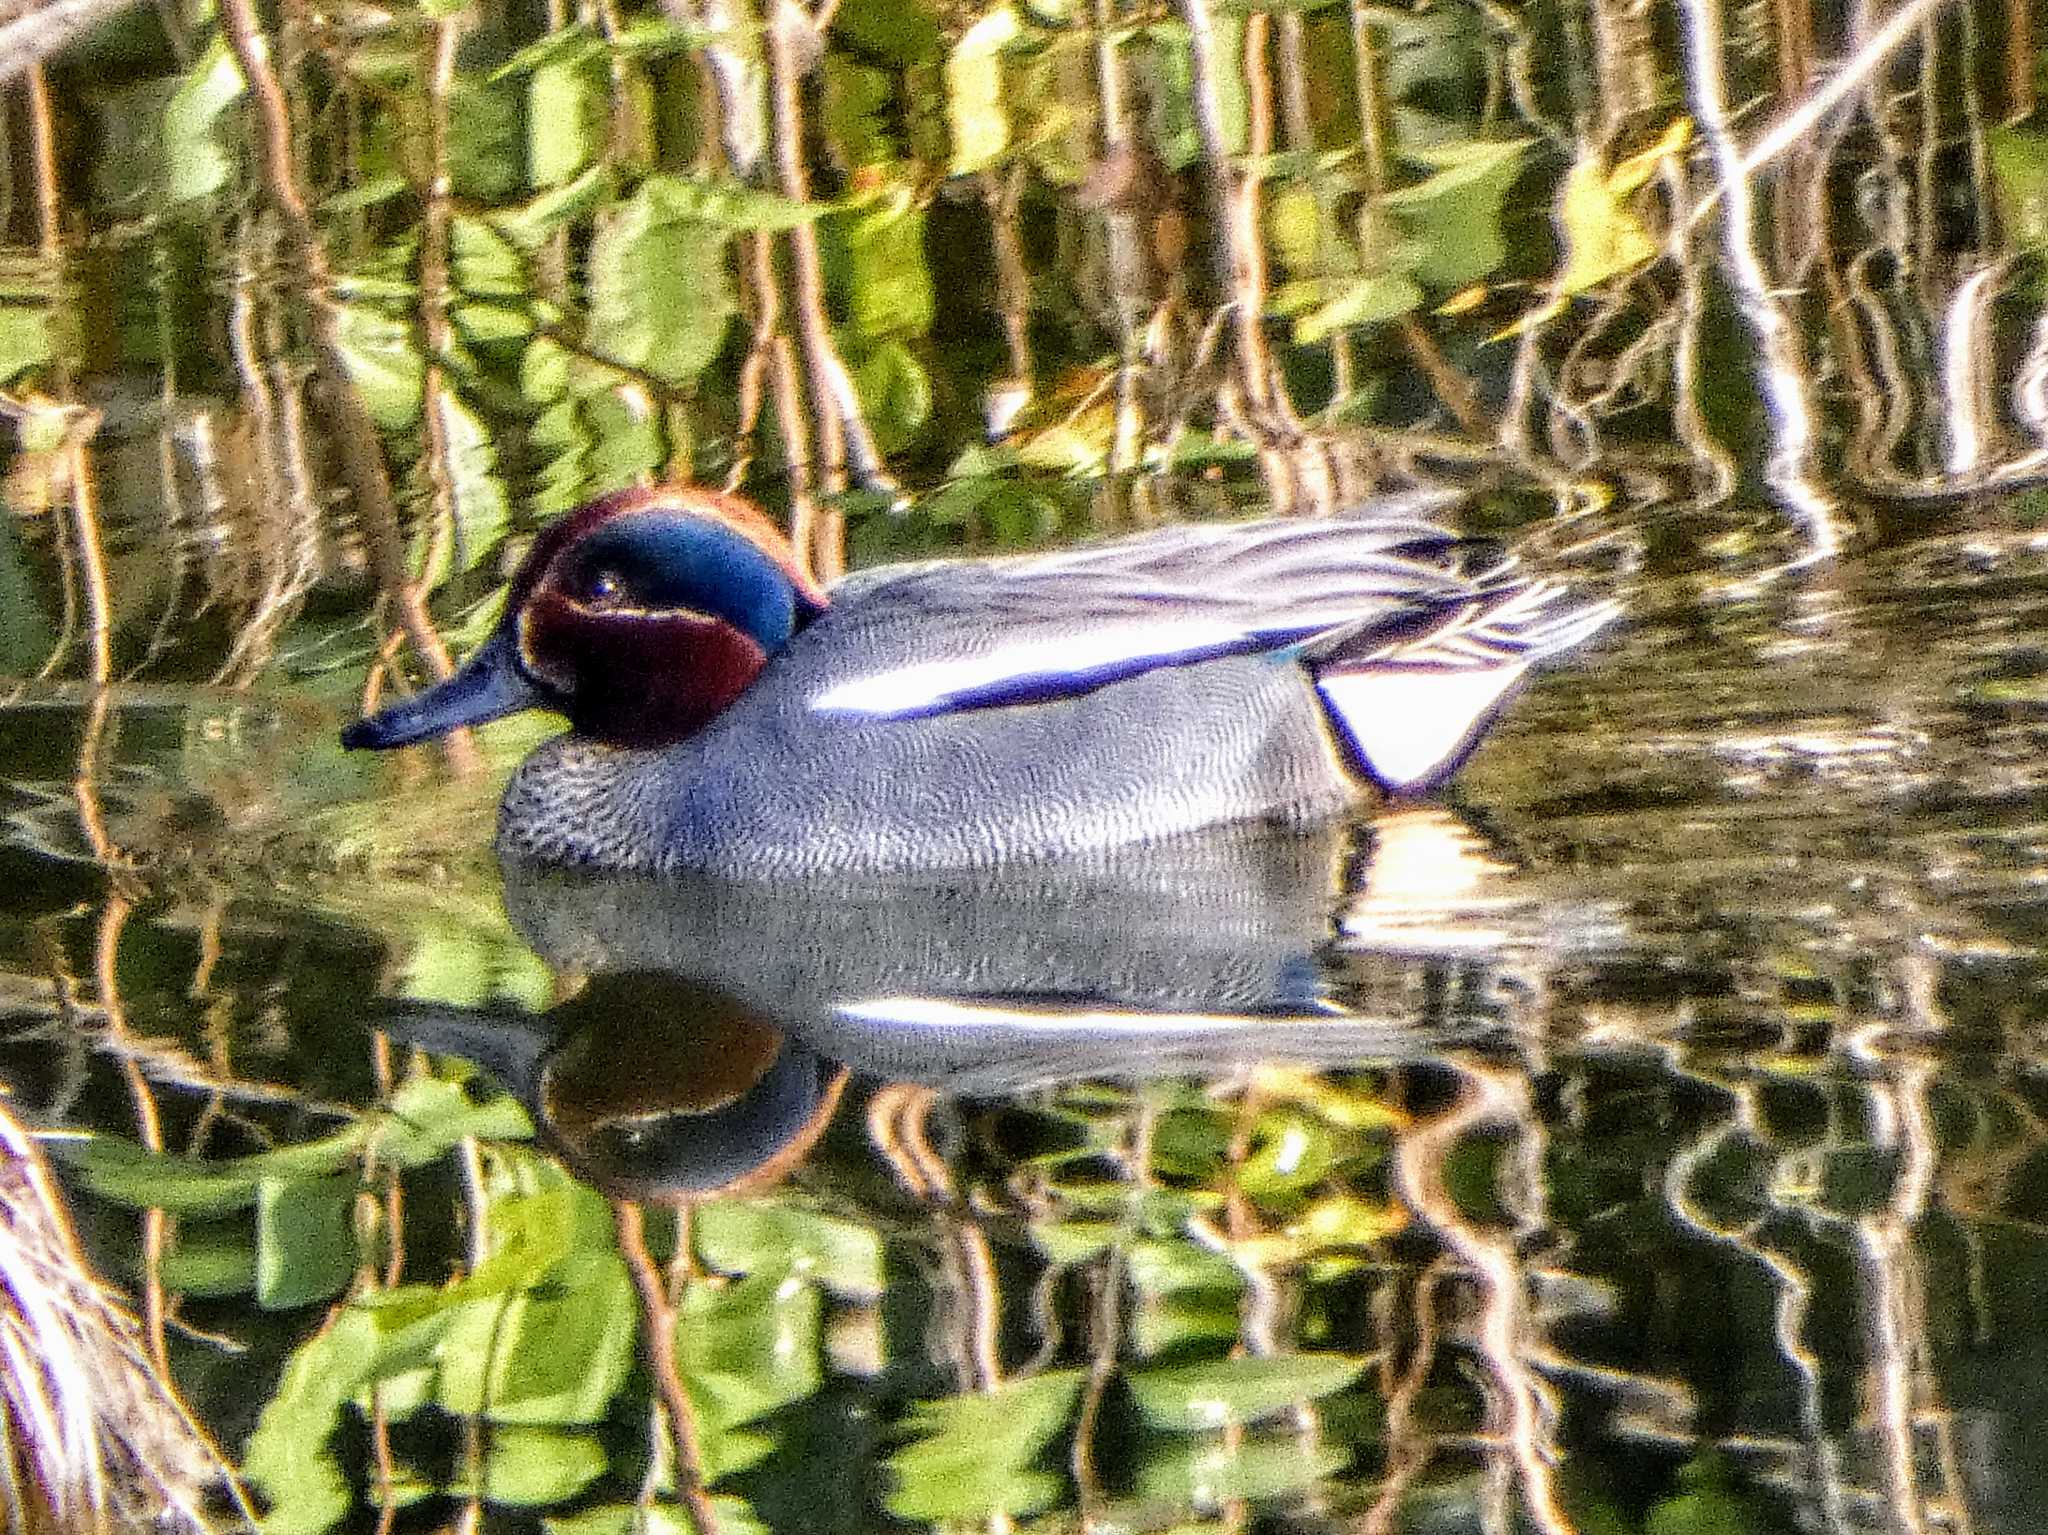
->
[809, 618, 1254, 717]
[833, 996, 1346, 1033]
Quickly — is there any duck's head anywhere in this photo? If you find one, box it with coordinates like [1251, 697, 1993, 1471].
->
[342, 487, 828, 752]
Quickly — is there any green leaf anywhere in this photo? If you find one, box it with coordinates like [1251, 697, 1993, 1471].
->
[946, 6, 1022, 174]
[843, 193, 935, 339]
[57, 1131, 364, 1215]
[1237, 1109, 1355, 1198]
[1382, 137, 1531, 288]
[851, 339, 932, 452]
[587, 177, 737, 385]
[677, 1268, 825, 1478]
[55, 1080, 526, 1217]
[449, 79, 523, 200]
[334, 302, 424, 429]
[256, 1175, 358, 1310]
[484, 1266, 637, 1423]
[163, 35, 247, 204]
[1991, 123, 2048, 250]
[243, 1306, 382, 1535]
[1280, 273, 1422, 342]
[833, 0, 943, 65]
[494, 165, 616, 247]
[321, 174, 409, 215]
[1132, 1434, 1348, 1503]
[419, 393, 513, 587]
[1127, 1354, 1365, 1430]
[479, 1427, 606, 1504]
[530, 57, 607, 187]
[0, 304, 52, 388]
[452, 214, 528, 298]
[1646, 1457, 1753, 1535]
[1545, 120, 1689, 306]
[492, 22, 605, 78]
[693, 1200, 885, 1298]
[378, 1076, 534, 1164]
[581, 387, 668, 489]
[161, 1224, 259, 1297]
[623, 173, 832, 233]
[886, 1370, 1085, 1521]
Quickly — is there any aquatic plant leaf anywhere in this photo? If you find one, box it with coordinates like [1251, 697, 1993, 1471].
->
[1990, 123, 2048, 250]
[1127, 1353, 1365, 1430]
[1238, 1109, 1358, 1198]
[678, 1269, 826, 1478]
[417, 393, 514, 588]
[550, 1499, 769, 1535]
[59, 1080, 526, 1217]
[1383, 137, 1530, 288]
[693, 1199, 886, 1298]
[1284, 273, 1422, 343]
[947, 6, 1021, 174]
[334, 302, 424, 430]
[57, 1130, 368, 1214]
[582, 387, 669, 490]
[1287, 1191, 1407, 1247]
[494, 165, 616, 246]
[321, 174, 409, 215]
[493, 22, 607, 78]
[477, 1427, 607, 1504]
[587, 177, 737, 385]
[160, 1223, 259, 1297]
[824, 56, 895, 169]
[1496, 118, 1693, 339]
[851, 338, 933, 451]
[451, 217, 527, 301]
[482, 1268, 637, 1423]
[394, 911, 556, 1009]
[449, 79, 523, 200]
[0, 303, 52, 385]
[842, 193, 936, 339]
[0, 507, 56, 666]
[255, 1174, 357, 1310]
[243, 1305, 380, 1535]
[163, 35, 246, 204]
[1132, 1435, 1348, 1504]
[635, 175, 834, 232]
[529, 57, 606, 187]
[834, 0, 944, 65]
[1646, 1456, 1751, 1535]
[886, 1369, 1086, 1521]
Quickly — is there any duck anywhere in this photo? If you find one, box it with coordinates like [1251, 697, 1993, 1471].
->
[341, 485, 1618, 877]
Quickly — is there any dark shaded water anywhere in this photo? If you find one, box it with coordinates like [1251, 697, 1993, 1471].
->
[7, 496, 2048, 1533]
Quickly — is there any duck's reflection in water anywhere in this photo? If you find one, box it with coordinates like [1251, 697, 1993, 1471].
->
[392, 809, 1574, 1197]
[377, 804, 2014, 1535]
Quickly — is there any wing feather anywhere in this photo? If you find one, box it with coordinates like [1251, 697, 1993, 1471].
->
[803, 502, 1559, 721]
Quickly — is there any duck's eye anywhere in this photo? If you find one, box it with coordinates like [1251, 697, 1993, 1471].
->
[578, 567, 627, 608]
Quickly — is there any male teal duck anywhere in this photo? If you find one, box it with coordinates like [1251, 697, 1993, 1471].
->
[341, 486, 1617, 876]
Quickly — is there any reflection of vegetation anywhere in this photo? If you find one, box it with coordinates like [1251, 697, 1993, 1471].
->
[4, 0, 2047, 701]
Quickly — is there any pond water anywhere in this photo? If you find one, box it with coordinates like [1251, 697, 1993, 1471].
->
[10, 0, 2048, 1527]
[9, 493, 2048, 1534]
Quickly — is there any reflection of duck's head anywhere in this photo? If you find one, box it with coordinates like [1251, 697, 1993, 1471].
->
[387, 970, 846, 1201]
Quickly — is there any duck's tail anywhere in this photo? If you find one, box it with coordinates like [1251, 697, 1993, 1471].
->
[1309, 580, 1621, 793]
